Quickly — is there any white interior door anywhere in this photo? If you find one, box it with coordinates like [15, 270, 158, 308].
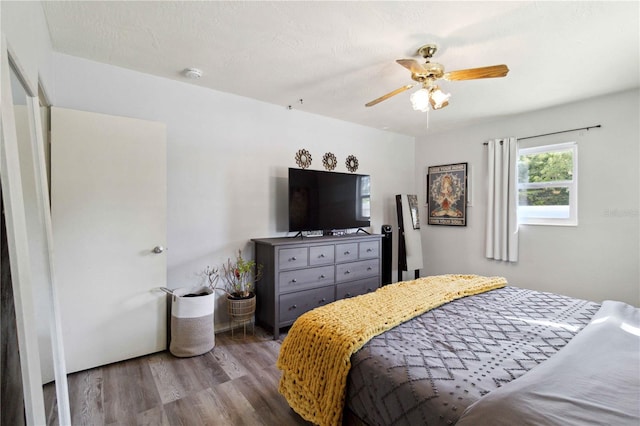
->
[51, 107, 167, 373]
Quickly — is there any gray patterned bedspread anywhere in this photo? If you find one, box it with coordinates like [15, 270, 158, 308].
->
[456, 300, 639, 426]
[345, 286, 600, 426]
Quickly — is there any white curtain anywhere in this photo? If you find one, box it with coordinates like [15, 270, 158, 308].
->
[485, 137, 519, 262]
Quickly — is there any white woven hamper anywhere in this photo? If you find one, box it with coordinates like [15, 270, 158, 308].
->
[169, 286, 215, 357]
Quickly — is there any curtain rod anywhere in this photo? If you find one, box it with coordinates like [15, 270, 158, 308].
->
[483, 125, 601, 145]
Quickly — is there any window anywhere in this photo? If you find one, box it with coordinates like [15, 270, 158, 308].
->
[357, 175, 371, 219]
[517, 142, 577, 226]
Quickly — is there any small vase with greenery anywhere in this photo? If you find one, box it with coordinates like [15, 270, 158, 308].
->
[221, 250, 263, 299]
[201, 251, 262, 326]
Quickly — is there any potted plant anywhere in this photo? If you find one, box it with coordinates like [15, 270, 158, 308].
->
[221, 250, 263, 323]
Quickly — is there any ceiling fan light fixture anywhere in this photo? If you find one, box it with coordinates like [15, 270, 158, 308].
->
[410, 86, 451, 111]
[410, 88, 430, 112]
[429, 86, 451, 110]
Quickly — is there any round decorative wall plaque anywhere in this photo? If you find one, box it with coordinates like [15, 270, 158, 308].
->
[322, 152, 337, 171]
[345, 155, 359, 173]
[295, 149, 312, 169]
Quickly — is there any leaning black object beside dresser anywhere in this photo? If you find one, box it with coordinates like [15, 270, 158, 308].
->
[252, 234, 382, 339]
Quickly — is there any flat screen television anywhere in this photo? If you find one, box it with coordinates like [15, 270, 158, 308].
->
[288, 168, 371, 232]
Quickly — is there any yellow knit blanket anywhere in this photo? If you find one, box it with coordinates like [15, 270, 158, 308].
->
[276, 274, 507, 426]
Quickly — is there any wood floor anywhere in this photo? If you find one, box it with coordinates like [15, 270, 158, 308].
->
[43, 327, 311, 425]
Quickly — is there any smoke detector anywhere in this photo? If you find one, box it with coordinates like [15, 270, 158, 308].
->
[183, 68, 203, 79]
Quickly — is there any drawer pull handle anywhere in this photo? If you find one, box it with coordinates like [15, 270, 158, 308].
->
[292, 304, 297, 310]
[367, 248, 372, 252]
[345, 270, 351, 274]
[345, 293, 352, 297]
[367, 288, 373, 292]
[320, 274, 325, 279]
[319, 298, 326, 303]
[344, 251, 350, 255]
[291, 279, 297, 283]
[319, 254, 325, 258]
[367, 267, 372, 271]
[290, 256, 297, 261]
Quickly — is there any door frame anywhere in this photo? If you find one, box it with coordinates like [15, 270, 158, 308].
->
[1, 36, 70, 425]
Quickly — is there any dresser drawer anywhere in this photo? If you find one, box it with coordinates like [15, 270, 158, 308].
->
[309, 245, 335, 266]
[279, 265, 334, 293]
[279, 286, 335, 324]
[278, 247, 308, 270]
[336, 277, 379, 300]
[359, 240, 379, 259]
[335, 259, 379, 282]
[253, 235, 383, 339]
[336, 242, 358, 262]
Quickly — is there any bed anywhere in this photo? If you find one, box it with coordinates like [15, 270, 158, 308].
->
[276, 275, 639, 426]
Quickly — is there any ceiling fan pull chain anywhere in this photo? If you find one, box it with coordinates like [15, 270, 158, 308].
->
[426, 106, 430, 129]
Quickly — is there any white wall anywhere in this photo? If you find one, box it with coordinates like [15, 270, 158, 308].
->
[416, 89, 640, 306]
[1, 1, 53, 94]
[51, 53, 416, 329]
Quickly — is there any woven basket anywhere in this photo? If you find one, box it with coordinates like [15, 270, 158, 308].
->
[169, 286, 215, 357]
[227, 293, 256, 322]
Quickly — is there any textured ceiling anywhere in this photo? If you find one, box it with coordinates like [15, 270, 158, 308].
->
[41, 1, 639, 137]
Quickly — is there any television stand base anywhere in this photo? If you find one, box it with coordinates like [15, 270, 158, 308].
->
[290, 230, 324, 239]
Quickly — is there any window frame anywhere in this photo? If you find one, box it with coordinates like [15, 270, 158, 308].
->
[517, 141, 578, 226]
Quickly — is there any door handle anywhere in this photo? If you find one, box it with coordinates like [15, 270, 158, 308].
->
[152, 245, 165, 254]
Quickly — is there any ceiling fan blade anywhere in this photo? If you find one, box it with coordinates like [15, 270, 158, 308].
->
[365, 84, 415, 107]
[396, 59, 425, 74]
[443, 64, 509, 81]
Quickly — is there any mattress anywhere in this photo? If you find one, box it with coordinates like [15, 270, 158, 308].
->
[345, 286, 601, 425]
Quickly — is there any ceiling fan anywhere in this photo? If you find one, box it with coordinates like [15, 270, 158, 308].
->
[365, 44, 509, 111]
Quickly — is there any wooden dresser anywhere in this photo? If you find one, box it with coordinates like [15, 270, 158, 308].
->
[252, 234, 382, 339]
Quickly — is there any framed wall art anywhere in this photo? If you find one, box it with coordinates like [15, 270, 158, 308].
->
[466, 165, 473, 206]
[427, 162, 467, 226]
